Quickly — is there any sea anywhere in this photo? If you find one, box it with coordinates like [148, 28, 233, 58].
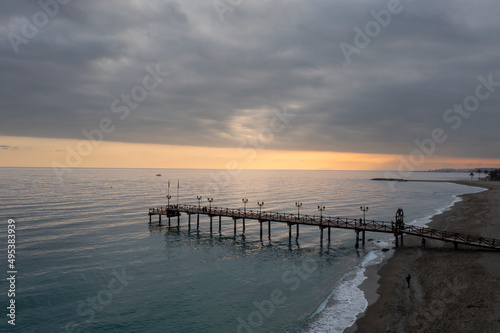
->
[0, 168, 485, 333]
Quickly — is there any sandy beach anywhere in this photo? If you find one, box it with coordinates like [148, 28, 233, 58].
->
[352, 180, 500, 333]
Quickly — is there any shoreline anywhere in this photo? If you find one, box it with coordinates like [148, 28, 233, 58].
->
[352, 180, 500, 332]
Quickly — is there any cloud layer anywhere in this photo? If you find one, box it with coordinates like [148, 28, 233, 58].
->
[1, 0, 499, 159]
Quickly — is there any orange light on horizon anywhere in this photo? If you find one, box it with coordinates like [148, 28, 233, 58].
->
[1, 136, 500, 171]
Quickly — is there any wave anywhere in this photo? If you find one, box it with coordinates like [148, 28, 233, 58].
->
[304, 184, 486, 333]
[303, 249, 386, 333]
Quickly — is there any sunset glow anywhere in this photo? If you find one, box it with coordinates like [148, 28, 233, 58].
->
[2, 136, 499, 171]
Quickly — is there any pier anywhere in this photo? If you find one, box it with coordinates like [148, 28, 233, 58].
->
[148, 205, 500, 251]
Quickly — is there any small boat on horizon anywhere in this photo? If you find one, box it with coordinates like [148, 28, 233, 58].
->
[156, 174, 161, 176]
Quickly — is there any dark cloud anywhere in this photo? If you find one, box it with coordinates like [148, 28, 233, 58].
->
[1, 0, 499, 159]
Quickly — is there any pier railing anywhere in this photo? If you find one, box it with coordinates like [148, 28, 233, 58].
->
[149, 204, 393, 231]
[403, 225, 498, 249]
[148, 205, 500, 251]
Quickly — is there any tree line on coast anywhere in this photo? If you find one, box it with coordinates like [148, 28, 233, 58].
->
[468, 169, 500, 181]
[488, 169, 500, 181]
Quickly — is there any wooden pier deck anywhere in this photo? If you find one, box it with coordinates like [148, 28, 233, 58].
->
[148, 205, 500, 251]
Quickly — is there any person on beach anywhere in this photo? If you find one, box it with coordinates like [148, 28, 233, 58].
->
[406, 274, 411, 288]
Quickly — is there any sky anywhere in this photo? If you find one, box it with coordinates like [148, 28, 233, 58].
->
[1, 0, 500, 171]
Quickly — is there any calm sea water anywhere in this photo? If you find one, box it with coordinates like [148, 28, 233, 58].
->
[0, 168, 483, 332]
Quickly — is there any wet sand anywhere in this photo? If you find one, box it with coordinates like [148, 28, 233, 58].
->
[352, 180, 500, 332]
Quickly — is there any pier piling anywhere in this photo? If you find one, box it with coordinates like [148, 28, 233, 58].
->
[148, 206, 500, 251]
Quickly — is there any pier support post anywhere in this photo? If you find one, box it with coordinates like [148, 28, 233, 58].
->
[362, 230, 365, 246]
[454, 242, 458, 250]
[328, 227, 331, 243]
[400, 233, 403, 247]
[394, 233, 399, 248]
[197, 214, 200, 230]
[177, 215, 180, 228]
[260, 222, 263, 240]
[320, 227, 324, 244]
[149, 215, 151, 223]
[159, 215, 161, 225]
[219, 216, 222, 234]
[168, 217, 171, 227]
[296, 224, 300, 239]
[210, 216, 213, 234]
[234, 218, 236, 235]
[188, 214, 191, 229]
[289, 224, 292, 239]
[268, 221, 271, 239]
[243, 218, 246, 233]
[355, 230, 359, 248]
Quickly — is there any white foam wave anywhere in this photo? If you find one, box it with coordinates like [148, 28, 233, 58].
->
[305, 250, 384, 333]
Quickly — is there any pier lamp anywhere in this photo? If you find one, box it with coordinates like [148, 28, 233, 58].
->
[242, 198, 249, 214]
[360, 206, 369, 224]
[257, 202, 264, 217]
[197, 196, 202, 209]
[207, 198, 214, 211]
[166, 195, 172, 208]
[295, 202, 302, 219]
[318, 206, 326, 223]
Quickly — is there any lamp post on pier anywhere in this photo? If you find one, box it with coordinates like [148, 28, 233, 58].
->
[318, 206, 325, 224]
[318, 206, 326, 243]
[242, 198, 248, 233]
[242, 198, 248, 214]
[207, 198, 213, 212]
[195, 196, 202, 229]
[360, 205, 369, 247]
[257, 202, 264, 218]
[360, 206, 369, 224]
[166, 195, 172, 208]
[295, 202, 302, 220]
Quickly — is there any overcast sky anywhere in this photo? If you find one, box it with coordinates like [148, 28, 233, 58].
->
[1, 0, 499, 162]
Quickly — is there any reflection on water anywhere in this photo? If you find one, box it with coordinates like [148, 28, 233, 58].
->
[0, 168, 480, 332]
